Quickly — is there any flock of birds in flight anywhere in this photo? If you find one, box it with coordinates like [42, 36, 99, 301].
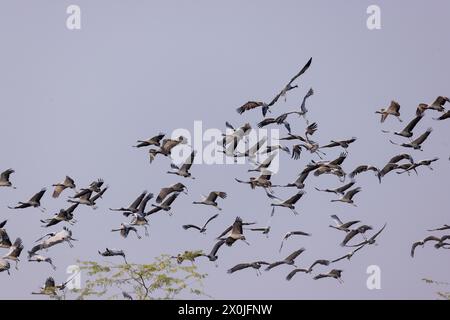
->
[1, 57, 449, 298]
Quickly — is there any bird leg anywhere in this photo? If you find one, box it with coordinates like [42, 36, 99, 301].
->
[270, 207, 276, 217]
[15, 260, 19, 270]
[315, 151, 324, 160]
[291, 208, 299, 215]
[144, 226, 149, 237]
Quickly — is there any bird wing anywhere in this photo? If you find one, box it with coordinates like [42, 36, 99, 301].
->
[309, 259, 330, 270]
[257, 118, 276, 128]
[151, 133, 166, 143]
[379, 163, 398, 177]
[370, 223, 387, 241]
[265, 261, 285, 271]
[284, 191, 305, 205]
[344, 187, 361, 200]
[8, 238, 23, 257]
[305, 122, 318, 136]
[182, 225, 202, 231]
[287, 57, 312, 86]
[279, 235, 289, 251]
[30, 188, 46, 203]
[432, 96, 450, 107]
[255, 154, 276, 171]
[0, 169, 14, 182]
[320, 141, 339, 149]
[139, 193, 154, 213]
[341, 229, 359, 246]
[291, 145, 302, 160]
[129, 191, 147, 210]
[436, 110, 450, 120]
[331, 255, 348, 263]
[286, 268, 308, 281]
[64, 203, 79, 215]
[91, 187, 108, 202]
[403, 115, 423, 133]
[285, 248, 305, 262]
[313, 274, 329, 280]
[206, 191, 222, 202]
[72, 188, 91, 199]
[180, 150, 196, 171]
[209, 240, 226, 256]
[64, 176, 75, 187]
[291, 231, 311, 236]
[335, 181, 355, 193]
[411, 241, 422, 258]
[44, 277, 56, 290]
[225, 121, 235, 130]
[236, 101, 265, 114]
[90, 179, 104, 190]
[300, 87, 314, 113]
[411, 128, 432, 146]
[341, 220, 361, 229]
[427, 225, 450, 232]
[163, 192, 179, 206]
[388, 100, 401, 113]
[217, 226, 233, 239]
[330, 215, 343, 226]
[0, 229, 11, 247]
[329, 152, 348, 166]
[227, 263, 251, 274]
[231, 217, 243, 235]
[202, 214, 219, 229]
[79, 189, 93, 201]
[389, 154, 413, 164]
[247, 137, 267, 155]
[52, 185, 66, 198]
[156, 187, 172, 204]
[423, 235, 442, 244]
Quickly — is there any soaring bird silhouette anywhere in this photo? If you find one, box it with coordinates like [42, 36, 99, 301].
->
[9, 188, 47, 212]
[167, 150, 196, 179]
[227, 261, 270, 276]
[265, 248, 306, 271]
[376, 100, 402, 123]
[52, 176, 76, 198]
[133, 133, 165, 148]
[193, 191, 227, 211]
[182, 214, 219, 234]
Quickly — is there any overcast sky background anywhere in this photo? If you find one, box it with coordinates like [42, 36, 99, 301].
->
[0, 0, 449, 299]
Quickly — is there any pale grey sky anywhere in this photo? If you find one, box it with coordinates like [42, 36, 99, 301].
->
[0, 0, 449, 299]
